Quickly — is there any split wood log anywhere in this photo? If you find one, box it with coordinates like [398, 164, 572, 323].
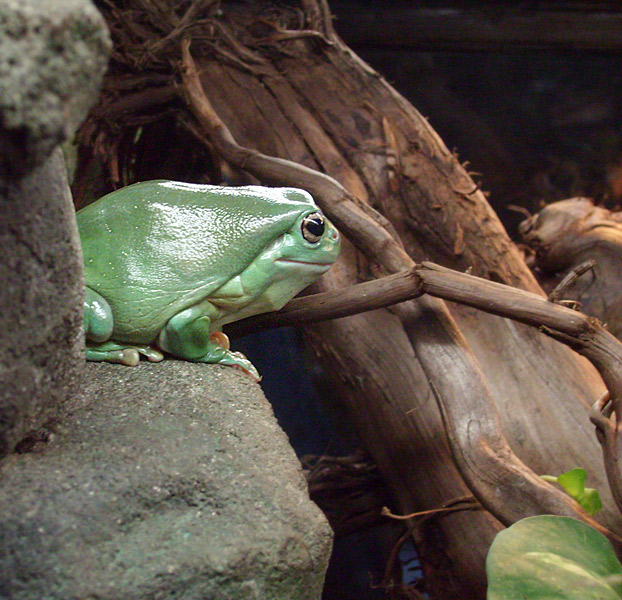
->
[178, 38, 622, 543]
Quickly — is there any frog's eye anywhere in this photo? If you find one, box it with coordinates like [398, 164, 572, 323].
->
[301, 212, 325, 243]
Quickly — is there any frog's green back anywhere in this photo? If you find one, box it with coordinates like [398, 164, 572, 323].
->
[78, 180, 317, 341]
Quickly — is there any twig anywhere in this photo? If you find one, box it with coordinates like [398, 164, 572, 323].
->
[381, 498, 481, 520]
[548, 259, 596, 303]
[507, 204, 532, 219]
[251, 16, 334, 46]
[379, 496, 481, 592]
[209, 19, 270, 67]
[146, 0, 217, 59]
[590, 391, 622, 517]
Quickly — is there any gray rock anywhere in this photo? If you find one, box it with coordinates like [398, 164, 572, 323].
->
[0, 148, 84, 457]
[0, 361, 333, 599]
[0, 0, 111, 178]
[0, 0, 110, 455]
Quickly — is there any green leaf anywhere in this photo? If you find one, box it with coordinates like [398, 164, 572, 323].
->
[487, 515, 622, 600]
[557, 468, 587, 499]
[541, 468, 603, 515]
[578, 488, 604, 516]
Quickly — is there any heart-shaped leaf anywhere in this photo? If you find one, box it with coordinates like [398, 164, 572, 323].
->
[487, 515, 622, 599]
[557, 468, 587, 498]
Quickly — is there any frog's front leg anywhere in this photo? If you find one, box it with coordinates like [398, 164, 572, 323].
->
[157, 303, 260, 381]
[84, 287, 164, 366]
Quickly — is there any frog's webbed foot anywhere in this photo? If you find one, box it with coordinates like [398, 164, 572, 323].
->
[208, 331, 261, 379]
[158, 306, 261, 381]
[86, 342, 164, 366]
[197, 346, 261, 382]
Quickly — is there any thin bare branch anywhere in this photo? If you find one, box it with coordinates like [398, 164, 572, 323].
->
[146, 0, 217, 58]
[381, 499, 481, 520]
[548, 260, 596, 303]
[178, 37, 413, 274]
[226, 268, 423, 336]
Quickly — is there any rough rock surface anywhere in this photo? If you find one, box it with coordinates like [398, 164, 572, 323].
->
[0, 148, 85, 456]
[0, 0, 111, 178]
[0, 0, 110, 456]
[0, 361, 333, 599]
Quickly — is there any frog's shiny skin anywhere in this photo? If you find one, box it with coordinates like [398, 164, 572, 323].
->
[78, 180, 340, 378]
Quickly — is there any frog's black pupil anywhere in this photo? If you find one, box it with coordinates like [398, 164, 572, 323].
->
[307, 216, 324, 237]
[302, 213, 325, 242]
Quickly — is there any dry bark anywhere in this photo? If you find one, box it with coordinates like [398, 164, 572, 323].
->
[521, 197, 622, 338]
[78, 2, 620, 597]
[234, 253, 622, 536]
[303, 452, 393, 538]
[178, 29, 621, 577]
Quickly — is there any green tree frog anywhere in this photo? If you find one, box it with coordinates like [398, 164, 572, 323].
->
[78, 180, 341, 379]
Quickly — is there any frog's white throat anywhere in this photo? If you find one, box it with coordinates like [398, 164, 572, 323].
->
[213, 259, 331, 327]
[209, 238, 333, 327]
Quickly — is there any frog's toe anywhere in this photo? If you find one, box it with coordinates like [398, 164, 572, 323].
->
[139, 347, 164, 362]
[86, 342, 161, 366]
[187, 345, 261, 381]
[86, 346, 136, 365]
[121, 349, 140, 366]
[230, 362, 261, 382]
[209, 331, 230, 350]
[220, 351, 261, 382]
[121, 346, 164, 365]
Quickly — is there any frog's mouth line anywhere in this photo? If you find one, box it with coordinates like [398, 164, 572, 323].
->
[275, 258, 333, 268]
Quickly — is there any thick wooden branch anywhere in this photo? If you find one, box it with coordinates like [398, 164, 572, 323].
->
[178, 40, 622, 547]
[226, 268, 423, 334]
[227, 262, 591, 337]
[419, 262, 592, 336]
[230, 259, 622, 523]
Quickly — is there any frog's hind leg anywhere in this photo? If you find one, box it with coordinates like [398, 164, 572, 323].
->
[84, 287, 164, 366]
[86, 341, 164, 366]
[84, 287, 114, 343]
